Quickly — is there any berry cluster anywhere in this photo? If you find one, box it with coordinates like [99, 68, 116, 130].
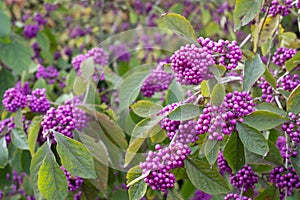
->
[61, 166, 84, 192]
[269, 166, 300, 199]
[41, 105, 76, 141]
[224, 193, 252, 200]
[282, 112, 300, 144]
[196, 91, 255, 140]
[258, 77, 274, 102]
[217, 151, 232, 175]
[230, 165, 258, 192]
[4, 170, 35, 199]
[71, 47, 109, 81]
[175, 120, 199, 144]
[170, 44, 214, 85]
[2, 88, 27, 113]
[109, 44, 131, 62]
[36, 65, 59, 84]
[140, 143, 191, 192]
[141, 62, 174, 98]
[276, 136, 298, 160]
[198, 37, 242, 70]
[272, 47, 296, 67]
[190, 190, 212, 200]
[263, 0, 293, 17]
[23, 24, 39, 38]
[15, 81, 31, 95]
[66, 98, 88, 131]
[158, 102, 181, 140]
[27, 88, 50, 113]
[280, 74, 300, 91]
[0, 116, 29, 144]
[86, 47, 109, 66]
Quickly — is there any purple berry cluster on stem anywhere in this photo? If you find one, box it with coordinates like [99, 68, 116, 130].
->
[170, 44, 214, 85]
[140, 143, 191, 192]
[282, 112, 300, 144]
[224, 193, 252, 200]
[158, 102, 181, 140]
[230, 165, 258, 192]
[263, 0, 294, 17]
[15, 81, 31, 95]
[190, 190, 212, 200]
[23, 24, 39, 39]
[258, 77, 274, 102]
[280, 74, 300, 91]
[272, 47, 296, 67]
[269, 166, 300, 199]
[61, 166, 84, 192]
[27, 88, 50, 113]
[217, 151, 232, 175]
[2, 88, 27, 113]
[36, 65, 59, 84]
[196, 91, 255, 141]
[141, 62, 174, 98]
[198, 37, 242, 70]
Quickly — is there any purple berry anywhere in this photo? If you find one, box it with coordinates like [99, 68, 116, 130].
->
[230, 165, 258, 192]
[23, 24, 39, 39]
[2, 88, 27, 112]
[27, 88, 50, 113]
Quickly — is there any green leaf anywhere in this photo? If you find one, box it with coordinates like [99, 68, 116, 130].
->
[38, 150, 68, 200]
[119, 71, 150, 111]
[94, 111, 128, 149]
[80, 57, 95, 80]
[243, 54, 265, 91]
[0, 10, 11, 36]
[166, 79, 184, 104]
[125, 115, 164, 167]
[223, 132, 245, 173]
[255, 103, 286, 116]
[233, 0, 263, 31]
[167, 189, 184, 200]
[89, 158, 108, 195]
[37, 31, 50, 51]
[131, 100, 163, 118]
[0, 68, 15, 110]
[128, 179, 147, 200]
[168, 104, 202, 121]
[73, 76, 88, 96]
[28, 116, 42, 156]
[78, 133, 109, 166]
[263, 67, 276, 89]
[236, 122, 268, 156]
[287, 85, 300, 114]
[201, 80, 210, 97]
[245, 141, 283, 167]
[0, 40, 33, 75]
[243, 111, 288, 131]
[126, 165, 142, 185]
[259, 15, 280, 45]
[254, 185, 280, 200]
[211, 83, 225, 106]
[54, 132, 97, 179]
[0, 137, 8, 168]
[149, 124, 166, 143]
[205, 142, 220, 166]
[11, 129, 29, 150]
[185, 157, 230, 194]
[291, 145, 300, 177]
[285, 51, 300, 72]
[159, 13, 197, 42]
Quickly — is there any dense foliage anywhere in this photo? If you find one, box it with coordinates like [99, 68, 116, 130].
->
[0, 0, 300, 200]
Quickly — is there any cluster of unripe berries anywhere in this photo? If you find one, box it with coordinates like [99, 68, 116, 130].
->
[141, 62, 174, 98]
[72, 47, 108, 81]
[2, 85, 50, 114]
[140, 143, 191, 192]
[196, 91, 255, 141]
